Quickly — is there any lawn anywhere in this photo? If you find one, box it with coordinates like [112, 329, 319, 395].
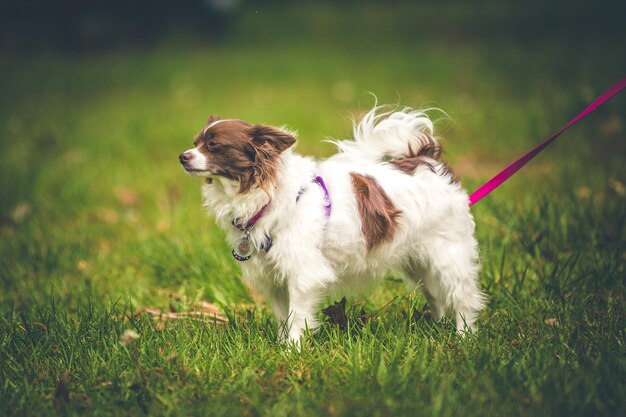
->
[1, 2, 625, 416]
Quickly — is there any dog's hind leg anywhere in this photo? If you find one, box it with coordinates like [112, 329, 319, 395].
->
[438, 240, 484, 333]
[414, 238, 485, 333]
[404, 260, 447, 321]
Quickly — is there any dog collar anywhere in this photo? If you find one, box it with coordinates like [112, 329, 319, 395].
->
[231, 200, 271, 231]
[231, 200, 271, 262]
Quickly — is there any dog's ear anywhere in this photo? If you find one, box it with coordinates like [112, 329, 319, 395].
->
[251, 125, 296, 153]
[208, 115, 221, 124]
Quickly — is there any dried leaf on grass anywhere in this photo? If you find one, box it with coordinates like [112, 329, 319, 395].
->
[610, 179, 625, 196]
[544, 318, 560, 327]
[53, 372, 71, 411]
[11, 202, 31, 223]
[120, 329, 140, 345]
[91, 208, 119, 225]
[322, 296, 399, 331]
[322, 297, 348, 330]
[114, 186, 140, 208]
[156, 287, 260, 311]
[136, 301, 228, 325]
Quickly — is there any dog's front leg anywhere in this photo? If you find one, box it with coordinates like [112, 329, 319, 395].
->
[285, 283, 325, 347]
[272, 213, 335, 347]
[267, 285, 290, 342]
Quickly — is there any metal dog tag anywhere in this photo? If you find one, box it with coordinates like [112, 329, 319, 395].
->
[232, 232, 254, 261]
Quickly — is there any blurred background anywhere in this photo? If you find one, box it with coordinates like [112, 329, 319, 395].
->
[2, 0, 626, 51]
[1, 0, 625, 306]
[2, 4, 625, 414]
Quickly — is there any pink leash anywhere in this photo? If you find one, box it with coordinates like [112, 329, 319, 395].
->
[469, 76, 626, 207]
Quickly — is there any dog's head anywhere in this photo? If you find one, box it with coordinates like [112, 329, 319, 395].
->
[179, 116, 296, 193]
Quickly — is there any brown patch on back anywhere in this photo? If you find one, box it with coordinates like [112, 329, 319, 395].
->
[390, 136, 458, 184]
[351, 173, 401, 251]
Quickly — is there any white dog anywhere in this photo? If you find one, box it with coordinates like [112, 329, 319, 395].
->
[179, 107, 485, 345]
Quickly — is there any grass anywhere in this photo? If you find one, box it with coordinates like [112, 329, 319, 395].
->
[1, 2, 625, 416]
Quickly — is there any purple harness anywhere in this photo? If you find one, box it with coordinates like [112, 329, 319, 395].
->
[297, 176, 331, 216]
[231, 175, 331, 262]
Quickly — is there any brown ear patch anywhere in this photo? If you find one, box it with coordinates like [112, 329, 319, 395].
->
[251, 125, 296, 153]
[208, 115, 221, 124]
[351, 173, 401, 251]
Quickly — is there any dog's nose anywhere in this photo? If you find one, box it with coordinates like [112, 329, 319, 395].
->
[179, 152, 192, 164]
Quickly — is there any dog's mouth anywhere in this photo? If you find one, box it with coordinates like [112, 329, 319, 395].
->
[184, 167, 209, 173]
[181, 165, 213, 182]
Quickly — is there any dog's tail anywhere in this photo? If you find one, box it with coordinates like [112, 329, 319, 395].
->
[330, 106, 444, 165]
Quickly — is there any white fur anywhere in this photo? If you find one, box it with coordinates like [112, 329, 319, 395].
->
[181, 148, 211, 174]
[198, 107, 485, 346]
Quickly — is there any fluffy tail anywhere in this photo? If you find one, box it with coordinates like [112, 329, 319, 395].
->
[331, 106, 442, 163]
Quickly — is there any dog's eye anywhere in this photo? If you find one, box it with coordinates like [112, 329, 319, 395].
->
[205, 140, 219, 151]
